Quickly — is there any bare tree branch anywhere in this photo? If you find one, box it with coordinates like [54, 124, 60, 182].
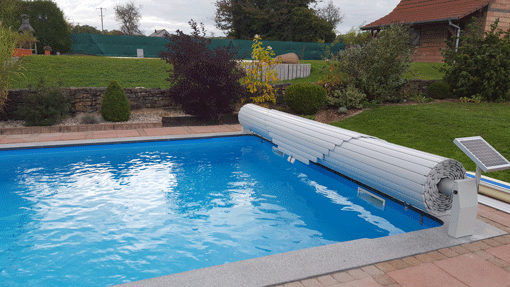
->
[316, 0, 344, 28]
[114, 1, 143, 36]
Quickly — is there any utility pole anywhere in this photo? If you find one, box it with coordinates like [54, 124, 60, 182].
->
[96, 7, 106, 33]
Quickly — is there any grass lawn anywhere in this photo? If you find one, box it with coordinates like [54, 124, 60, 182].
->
[404, 62, 444, 80]
[10, 56, 443, 89]
[330, 102, 510, 182]
[11, 55, 170, 89]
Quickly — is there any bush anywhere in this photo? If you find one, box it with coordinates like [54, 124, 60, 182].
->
[241, 35, 281, 104]
[159, 20, 246, 120]
[284, 83, 327, 115]
[101, 80, 130, 122]
[427, 80, 450, 99]
[78, 113, 101, 124]
[327, 84, 366, 109]
[442, 18, 510, 102]
[18, 78, 69, 126]
[337, 107, 348, 114]
[334, 23, 414, 103]
[0, 24, 25, 112]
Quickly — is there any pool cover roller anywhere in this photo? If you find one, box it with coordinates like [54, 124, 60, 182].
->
[238, 104, 466, 214]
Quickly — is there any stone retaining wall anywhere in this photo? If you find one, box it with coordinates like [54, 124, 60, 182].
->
[1, 87, 173, 120]
[1, 80, 436, 121]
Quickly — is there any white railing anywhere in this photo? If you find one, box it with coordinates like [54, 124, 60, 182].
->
[241, 62, 311, 81]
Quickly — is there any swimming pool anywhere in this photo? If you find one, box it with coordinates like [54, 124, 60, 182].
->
[0, 135, 440, 286]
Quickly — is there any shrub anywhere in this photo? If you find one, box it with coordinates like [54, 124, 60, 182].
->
[241, 35, 281, 104]
[284, 83, 327, 115]
[427, 80, 450, 99]
[442, 18, 510, 102]
[337, 107, 348, 114]
[334, 23, 414, 103]
[317, 64, 348, 97]
[327, 84, 366, 109]
[78, 113, 101, 125]
[101, 80, 130, 122]
[159, 20, 246, 120]
[0, 24, 25, 112]
[18, 78, 69, 126]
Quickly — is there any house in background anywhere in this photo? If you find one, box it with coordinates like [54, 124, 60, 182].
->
[361, 0, 510, 62]
[149, 29, 171, 38]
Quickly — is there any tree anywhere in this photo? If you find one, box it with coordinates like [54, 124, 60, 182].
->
[315, 0, 344, 28]
[442, 18, 510, 102]
[283, 7, 335, 42]
[0, 0, 22, 29]
[337, 26, 371, 46]
[114, 1, 143, 36]
[214, 0, 335, 42]
[20, 0, 72, 53]
[71, 24, 102, 34]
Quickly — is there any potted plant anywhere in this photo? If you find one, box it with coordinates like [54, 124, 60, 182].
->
[13, 31, 37, 56]
[43, 46, 52, 55]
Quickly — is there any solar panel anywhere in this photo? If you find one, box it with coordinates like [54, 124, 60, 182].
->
[454, 136, 510, 172]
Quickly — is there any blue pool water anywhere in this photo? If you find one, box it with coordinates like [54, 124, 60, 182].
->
[0, 136, 440, 286]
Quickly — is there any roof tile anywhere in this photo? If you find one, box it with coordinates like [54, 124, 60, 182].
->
[363, 0, 494, 29]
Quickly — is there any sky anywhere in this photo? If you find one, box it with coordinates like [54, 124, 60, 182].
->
[53, 0, 400, 37]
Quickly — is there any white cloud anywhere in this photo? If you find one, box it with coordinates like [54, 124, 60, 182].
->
[53, 0, 400, 36]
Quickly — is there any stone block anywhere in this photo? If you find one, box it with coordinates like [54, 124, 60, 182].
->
[275, 53, 299, 64]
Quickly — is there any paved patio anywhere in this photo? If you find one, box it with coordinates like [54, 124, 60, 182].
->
[1, 123, 509, 287]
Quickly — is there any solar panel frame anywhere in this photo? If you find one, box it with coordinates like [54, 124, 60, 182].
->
[454, 136, 510, 172]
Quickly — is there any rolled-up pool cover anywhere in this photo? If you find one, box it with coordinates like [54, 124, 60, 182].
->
[238, 104, 466, 213]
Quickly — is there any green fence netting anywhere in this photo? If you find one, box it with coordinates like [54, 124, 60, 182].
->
[70, 33, 345, 60]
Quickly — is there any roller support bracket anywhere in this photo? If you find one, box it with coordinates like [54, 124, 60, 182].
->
[446, 178, 478, 238]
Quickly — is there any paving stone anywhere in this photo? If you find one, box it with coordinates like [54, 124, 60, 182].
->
[284, 282, 305, 287]
[301, 278, 323, 287]
[330, 277, 382, 287]
[450, 245, 470, 255]
[487, 244, 510, 264]
[332, 272, 354, 283]
[374, 262, 396, 273]
[504, 266, 510, 274]
[347, 268, 370, 280]
[388, 263, 466, 287]
[461, 242, 483, 252]
[482, 238, 503, 247]
[316, 275, 338, 286]
[434, 253, 510, 287]
[401, 256, 422, 267]
[488, 256, 510, 268]
[372, 274, 397, 286]
[387, 259, 411, 270]
[425, 251, 448, 260]
[473, 250, 495, 260]
[361, 265, 385, 277]
[414, 253, 436, 263]
[494, 235, 510, 245]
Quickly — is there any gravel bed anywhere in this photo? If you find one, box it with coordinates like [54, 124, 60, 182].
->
[0, 109, 185, 129]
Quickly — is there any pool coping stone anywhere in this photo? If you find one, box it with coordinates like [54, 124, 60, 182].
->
[111, 217, 504, 287]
